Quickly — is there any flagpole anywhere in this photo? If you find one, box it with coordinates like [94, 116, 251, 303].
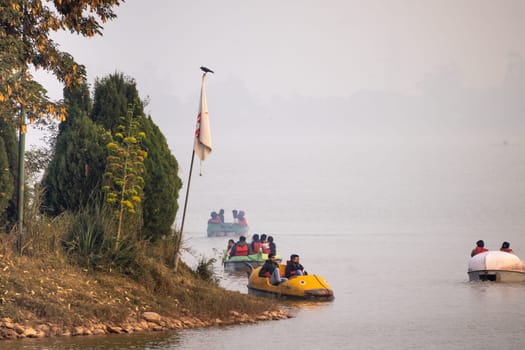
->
[174, 68, 213, 272]
[174, 149, 195, 271]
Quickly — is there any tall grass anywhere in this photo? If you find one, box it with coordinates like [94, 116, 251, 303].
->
[20, 186, 68, 259]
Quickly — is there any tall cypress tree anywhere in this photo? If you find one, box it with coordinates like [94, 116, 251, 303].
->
[141, 116, 182, 241]
[45, 73, 181, 239]
[91, 73, 181, 240]
[42, 84, 108, 215]
[91, 73, 143, 133]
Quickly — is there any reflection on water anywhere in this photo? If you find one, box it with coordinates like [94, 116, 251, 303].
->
[0, 331, 180, 350]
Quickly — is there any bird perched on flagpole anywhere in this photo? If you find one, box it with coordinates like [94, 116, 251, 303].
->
[200, 66, 214, 74]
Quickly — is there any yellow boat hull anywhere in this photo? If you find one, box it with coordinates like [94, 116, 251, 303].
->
[247, 265, 334, 300]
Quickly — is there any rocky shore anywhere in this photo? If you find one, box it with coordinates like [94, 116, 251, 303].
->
[0, 309, 290, 340]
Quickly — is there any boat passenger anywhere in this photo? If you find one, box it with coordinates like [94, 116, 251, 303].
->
[225, 239, 235, 258]
[259, 253, 287, 285]
[218, 209, 225, 223]
[230, 236, 249, 257]
[260, 234, 270, 254]
[500, 241, 514, 254]
[250, 233, 262, 254]
[237, 211, 248, 226]
[232, 209, 238, 223]
[208, 211, 221, 224]
[285, 254, 307, 278]
[471, 240, 488, 257]
[268, 235, 276, 255]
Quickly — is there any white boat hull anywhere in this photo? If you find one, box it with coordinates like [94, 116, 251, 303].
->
[468, 270, 525, 282]
[468, 251, 525, 282]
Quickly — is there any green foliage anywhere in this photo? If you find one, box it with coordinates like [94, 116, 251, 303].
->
[0, 0, 122, 127]
[195, 256, 218, 284]
[63, 205, 110, 267]
[103, 105, 147, 247]
[91, 73, 144, 133]
[42, 115, 109, 216]
[91, 73, 181, 242]
[141, 117, 182, 241]
[0, 117, 18, 229]
[21, 186, 65, 257]
[0, 138, 13, 216]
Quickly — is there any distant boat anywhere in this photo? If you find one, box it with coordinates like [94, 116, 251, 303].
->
[468, 251, 525, 282]
[207, 222, 249, 237]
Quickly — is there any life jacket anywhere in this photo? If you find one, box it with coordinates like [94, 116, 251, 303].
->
[208, 217, 221, 224]
[261, 242, 270, 254]
[500, 248, 513, 253]
[472, 246, 488, 257]
[238, 218, 248, 226]
[252, 241, 262, 253]
[234, 243, 249, 256]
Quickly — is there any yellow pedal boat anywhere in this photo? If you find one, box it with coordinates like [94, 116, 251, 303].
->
[247, 264, 334, 300]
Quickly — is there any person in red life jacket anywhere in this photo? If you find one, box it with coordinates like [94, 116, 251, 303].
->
[268, 235, 276, 255]
[500, 241, 514, 254]
[237, 211, 248, 226]
[285, 254, 307, 278]
[260, 234, 270, 254]
[471, 240, 488, 257]
[208, 211, 221, 224]
[258, 253, 287, 285]
[225, 239, 235, 258]
[250, 233, 262, 254]
[230, 236, 249, 257]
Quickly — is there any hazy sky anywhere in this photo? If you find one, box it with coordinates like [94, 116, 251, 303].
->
[31, 0, 525, 157]
[39, 0, 524, 96]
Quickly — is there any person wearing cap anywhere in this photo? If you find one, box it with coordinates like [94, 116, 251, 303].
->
[471, 240, 488, 257]
[500, 241, 515, 254]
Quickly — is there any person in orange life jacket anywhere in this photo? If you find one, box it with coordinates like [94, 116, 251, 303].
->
[259, 253, 287, 285]
[471, 240, 488, 257]
[285, 254, 307, 278]
[230, 236, 249, 257]
[237, 211, 248, 226]
[208, 211, 221, 224]
[268, 235, 276, 255]
[500, 241, 514, 254]
[218, 209, 225, 223]
[225, 239, 235, 258]
[260, 234, 270, 254]
[250, 233, 262, 254]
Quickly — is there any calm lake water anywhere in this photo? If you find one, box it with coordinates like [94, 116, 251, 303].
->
[3, 141, 525, 349]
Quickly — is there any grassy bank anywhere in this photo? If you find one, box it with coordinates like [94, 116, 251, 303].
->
[0, 232, 286, 340]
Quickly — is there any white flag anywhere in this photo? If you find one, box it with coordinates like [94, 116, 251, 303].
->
[194, 74, 212, 161]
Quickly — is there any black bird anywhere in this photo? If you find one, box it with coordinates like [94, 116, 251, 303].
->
[200, 66, 214, 74]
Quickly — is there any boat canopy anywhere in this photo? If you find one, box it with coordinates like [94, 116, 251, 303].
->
[468, 251, 524, 272]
